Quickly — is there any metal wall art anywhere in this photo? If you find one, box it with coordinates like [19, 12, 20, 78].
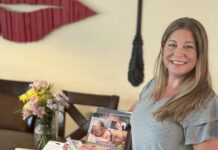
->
[0, 0, 96, 42]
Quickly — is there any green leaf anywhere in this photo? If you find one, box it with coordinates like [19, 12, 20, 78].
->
[13, 107, 23, 114]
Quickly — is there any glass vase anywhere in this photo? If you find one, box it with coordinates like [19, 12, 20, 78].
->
[34, 113, 57, 150]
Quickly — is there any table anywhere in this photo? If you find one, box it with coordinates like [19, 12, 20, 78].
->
[0, 129, 35, 150]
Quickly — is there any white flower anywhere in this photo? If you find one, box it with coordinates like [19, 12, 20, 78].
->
[54, 91, 69, 102]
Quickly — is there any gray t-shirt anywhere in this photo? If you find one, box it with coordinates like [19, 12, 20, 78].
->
[130, 79, 218, 150]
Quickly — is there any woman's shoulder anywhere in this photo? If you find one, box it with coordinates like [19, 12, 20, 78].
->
[181, 95, 218, 145]
[139, 78, 156, 99]
[181, 95, 218, 127]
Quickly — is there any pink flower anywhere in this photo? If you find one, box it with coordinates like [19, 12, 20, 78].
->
[19, 80, 69, 121]
[22, 109, 32, 120]
[22, 96, 45, 119]
[29, 80, 49, 89]
[33, 106, 45, 118]
[53, 91, 69, 108]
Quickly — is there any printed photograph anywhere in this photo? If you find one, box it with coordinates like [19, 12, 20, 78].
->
[86, 113, 130, 150]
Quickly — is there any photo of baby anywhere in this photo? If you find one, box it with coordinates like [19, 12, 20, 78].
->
[86, 113, 130, 150]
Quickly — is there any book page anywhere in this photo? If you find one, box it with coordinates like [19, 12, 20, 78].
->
[42, 141, 65, 150]
[86, 112, 131, 150]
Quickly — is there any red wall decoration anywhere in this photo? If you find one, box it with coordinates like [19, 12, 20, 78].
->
[0, 0, 96, 42]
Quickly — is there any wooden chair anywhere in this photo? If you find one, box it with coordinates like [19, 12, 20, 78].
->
[0, 79, 35, 149]
[58, 90, 119, 140]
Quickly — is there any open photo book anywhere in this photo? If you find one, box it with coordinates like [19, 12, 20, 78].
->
[86, 108, 132, 150]
[42, 108, 132, 150]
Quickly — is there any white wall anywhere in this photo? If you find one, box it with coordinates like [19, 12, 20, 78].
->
[1, 0, 218, 135]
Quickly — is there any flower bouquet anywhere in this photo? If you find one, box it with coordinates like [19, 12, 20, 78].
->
[18, 80, 69, 150]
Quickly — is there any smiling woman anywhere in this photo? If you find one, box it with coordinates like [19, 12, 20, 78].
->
[163, 29, 197, 79]
[130, 17, 218, 150]
[0, 0, 96, 42]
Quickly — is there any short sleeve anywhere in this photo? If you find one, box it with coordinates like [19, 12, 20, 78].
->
[137, 78, 155, 103]
[181, 96, 218, 145]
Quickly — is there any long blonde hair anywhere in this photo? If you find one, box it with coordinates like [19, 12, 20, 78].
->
[152, 17, 215, 123]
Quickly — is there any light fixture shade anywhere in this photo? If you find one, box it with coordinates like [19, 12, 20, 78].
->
[128, 0, 144, 86]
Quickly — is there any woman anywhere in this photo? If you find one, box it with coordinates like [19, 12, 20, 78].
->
[130, 17, 218, 150]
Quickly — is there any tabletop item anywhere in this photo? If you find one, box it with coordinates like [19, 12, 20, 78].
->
[42, 141, 65, 150]
[18, 80, 69, 150]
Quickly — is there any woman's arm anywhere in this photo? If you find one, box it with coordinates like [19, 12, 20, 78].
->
[193, 139, 218, 150]
[128, 103, 136, 112]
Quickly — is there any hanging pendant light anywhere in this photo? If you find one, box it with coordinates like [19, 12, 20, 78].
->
[128, 0, 144, 86]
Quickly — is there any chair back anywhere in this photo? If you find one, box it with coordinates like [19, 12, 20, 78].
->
[59, 90, 119, 140]
[0, 79, 35, 133]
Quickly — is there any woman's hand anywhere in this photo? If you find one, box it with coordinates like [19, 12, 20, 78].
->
[193, 139, 218, 150]
[128, 103, 136, 112]
[77, 144, 109, 150]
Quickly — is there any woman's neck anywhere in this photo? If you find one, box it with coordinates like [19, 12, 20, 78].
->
[159, 77, 181, 100]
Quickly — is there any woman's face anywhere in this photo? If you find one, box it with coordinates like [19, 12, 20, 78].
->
[163, 29, 197, 79]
